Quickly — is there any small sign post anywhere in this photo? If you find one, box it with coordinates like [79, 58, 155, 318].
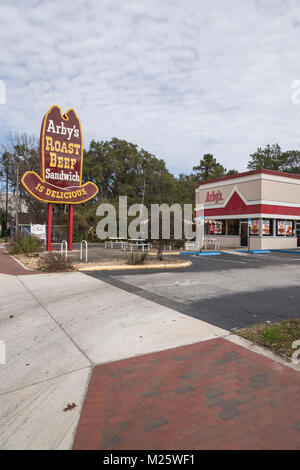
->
[47, 204, 52, 251]
[30, 223, 46, 240]
[68, 204, 74, 251]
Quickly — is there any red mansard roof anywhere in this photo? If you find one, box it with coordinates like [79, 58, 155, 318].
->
[195, 169, 300, 189]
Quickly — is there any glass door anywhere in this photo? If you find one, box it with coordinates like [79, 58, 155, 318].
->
[240, 222, 248, 247]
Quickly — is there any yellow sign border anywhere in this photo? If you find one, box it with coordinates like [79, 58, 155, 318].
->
[21, 171, 98, 205]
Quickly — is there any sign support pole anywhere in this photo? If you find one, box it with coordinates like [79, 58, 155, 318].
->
[47, 203, 52, 252]
[68, 204, 73, 251]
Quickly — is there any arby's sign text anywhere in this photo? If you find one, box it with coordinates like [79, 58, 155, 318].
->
[205, 190, 223, 203]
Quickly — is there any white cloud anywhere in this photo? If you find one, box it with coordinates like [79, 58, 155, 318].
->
[1, 0, 300, 175]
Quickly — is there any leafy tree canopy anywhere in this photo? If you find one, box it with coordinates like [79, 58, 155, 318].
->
[192, 153, 238, 181]
[83, 138, 179, 207]
[247, 143, 300, 174]
[1, 134, 238, 235]
[0, 133, 47, 219]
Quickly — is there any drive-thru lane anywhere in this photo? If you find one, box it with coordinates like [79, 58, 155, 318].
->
[87, 251, 300, 330]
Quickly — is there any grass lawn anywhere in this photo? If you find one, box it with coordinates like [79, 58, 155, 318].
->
[236, 318, 300, 361]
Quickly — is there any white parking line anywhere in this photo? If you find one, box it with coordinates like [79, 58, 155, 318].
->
[194, 255, 247, 265]
[193, 253, 300, 264]
[251, 254, 300, 261]
[221, 252, 300, 262]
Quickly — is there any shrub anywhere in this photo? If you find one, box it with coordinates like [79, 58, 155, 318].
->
[262, 329, 282, 344]
[38, 252, 75, 272]
[127, 252, 148, 265]
[9, 234, 43, 255]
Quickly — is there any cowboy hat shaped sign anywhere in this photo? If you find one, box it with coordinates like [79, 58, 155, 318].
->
[21, 105, 98, 204]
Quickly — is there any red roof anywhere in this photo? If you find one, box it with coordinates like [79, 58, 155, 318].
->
[195, 169, 300, 189]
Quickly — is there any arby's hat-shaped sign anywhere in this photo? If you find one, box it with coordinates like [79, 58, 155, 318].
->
[21, 105, 98, 204]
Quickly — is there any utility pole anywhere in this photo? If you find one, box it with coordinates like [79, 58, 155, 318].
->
[15, 160, 19, 240]
[14, 155, 24, 240]
[5, 165, 8, 241]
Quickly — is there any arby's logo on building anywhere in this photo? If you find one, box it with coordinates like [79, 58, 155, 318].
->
[205, 190, 223, 203]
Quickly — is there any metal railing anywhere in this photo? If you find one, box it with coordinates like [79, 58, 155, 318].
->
[80, 240, 88, 262]
[60, 240, 68, 259]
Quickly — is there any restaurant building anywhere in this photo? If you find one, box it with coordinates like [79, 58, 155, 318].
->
[195, 169, 300, 250]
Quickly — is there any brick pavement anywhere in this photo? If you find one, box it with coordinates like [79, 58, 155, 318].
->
[73, 337, 300, 450]
[0, 248, 39, 275]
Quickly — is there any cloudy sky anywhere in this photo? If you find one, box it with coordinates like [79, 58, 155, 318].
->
[1, 0, 300, 175]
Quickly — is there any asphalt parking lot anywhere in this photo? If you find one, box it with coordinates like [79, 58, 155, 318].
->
[86, 251, 300, 331]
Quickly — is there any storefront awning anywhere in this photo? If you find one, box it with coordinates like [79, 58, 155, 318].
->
[204, 219, 223, 225]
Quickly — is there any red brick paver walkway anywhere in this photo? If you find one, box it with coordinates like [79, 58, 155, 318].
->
[73, 337, 300, 450]
[0, 248, 39, 275]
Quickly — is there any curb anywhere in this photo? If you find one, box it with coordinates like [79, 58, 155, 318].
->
[271, 249, 300, 254]
[78, 261, 192, 271]
[226, 334, 300, 373]
[235, 249, 271, 254]
[148, 251, 181, 255]
[180, 251, 220, 256]
[10, 255, 32, 271]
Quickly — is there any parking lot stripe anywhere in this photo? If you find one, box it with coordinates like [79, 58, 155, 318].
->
[251, 254, 300, 262]
[193, 256, 247, 265]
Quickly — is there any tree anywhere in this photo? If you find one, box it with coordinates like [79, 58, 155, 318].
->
[83, 138, 178, 207]
[0, 133, 46, 220]
[247, 144, 282, 171]
[226, 169, 239, 176]
[1, 132, 242, 241]
[0, 207, 8, 238]
[175, 173, 197, 205]
[247, 143, 300, 174]
[193, 154, 227, 181]
[278, 150, 300, 174]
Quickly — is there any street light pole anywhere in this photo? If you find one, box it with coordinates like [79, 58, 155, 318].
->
[5, 165, 8, 241]
[14, 155, 25, 240]
[15, 160, 19, 240]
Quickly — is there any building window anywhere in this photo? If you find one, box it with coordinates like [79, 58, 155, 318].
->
[249, 219, 259, 236]
[214, 222, 224, 235]
[227, 219, 239, 235]
[286, 220, 293, 236]
[204, 221, 225, 235]
[277, 220, 285, 236]
[275, 219, 294, 236]
[262, 219, 273, 236]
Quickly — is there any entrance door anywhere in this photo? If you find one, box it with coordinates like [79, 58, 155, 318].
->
[240, 222, 248, 247]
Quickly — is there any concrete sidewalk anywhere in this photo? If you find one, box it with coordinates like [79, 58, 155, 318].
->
[0, 271, 226, 449]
